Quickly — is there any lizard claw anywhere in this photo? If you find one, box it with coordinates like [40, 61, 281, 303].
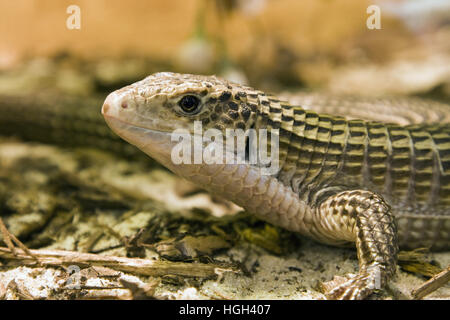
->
[321, 272, 377, 300]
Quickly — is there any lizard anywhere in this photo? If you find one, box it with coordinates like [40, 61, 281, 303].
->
[1, 72, 449, 299]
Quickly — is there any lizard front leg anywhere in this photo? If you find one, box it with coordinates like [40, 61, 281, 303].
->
[315, 190, 398, 300]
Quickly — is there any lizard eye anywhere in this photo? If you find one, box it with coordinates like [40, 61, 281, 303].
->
[178, 95, 201, 114]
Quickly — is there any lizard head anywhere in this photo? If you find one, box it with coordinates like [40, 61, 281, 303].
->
[102, 72, 258, 135]
[101, 72, 266, 171]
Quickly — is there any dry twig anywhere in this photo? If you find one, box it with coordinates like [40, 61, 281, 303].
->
[0, 246, 237, 278]
[411, 265, 450, 299]
[0, 217, 37, 261]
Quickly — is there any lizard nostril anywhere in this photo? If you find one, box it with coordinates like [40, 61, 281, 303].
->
[121, 102, 128, 109]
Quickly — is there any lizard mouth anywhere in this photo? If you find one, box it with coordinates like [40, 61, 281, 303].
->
[102, 115, 176, 165]
[103, 113, 153, 133]
[103, 115, 171, 143]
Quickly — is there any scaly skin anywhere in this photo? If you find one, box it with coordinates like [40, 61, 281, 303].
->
[1, 73, 449, 299]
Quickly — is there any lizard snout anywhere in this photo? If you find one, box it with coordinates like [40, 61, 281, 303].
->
[102, 91, 133, 119]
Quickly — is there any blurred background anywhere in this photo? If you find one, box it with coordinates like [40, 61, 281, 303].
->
[0, 0, 449, 101]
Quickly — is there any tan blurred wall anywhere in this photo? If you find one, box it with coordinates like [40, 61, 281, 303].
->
[0, 0, 198, 60]
[0, 0, 410, 65]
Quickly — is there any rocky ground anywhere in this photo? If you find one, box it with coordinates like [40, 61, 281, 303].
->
[0, 139, 448, 300]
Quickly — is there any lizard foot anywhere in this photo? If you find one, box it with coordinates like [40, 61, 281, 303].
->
[317, 191, 398, 300]
[321, 269, 380, 300]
